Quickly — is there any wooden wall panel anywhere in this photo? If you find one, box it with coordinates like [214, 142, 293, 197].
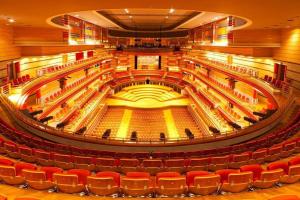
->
[231, 29, 281, 46]
[0, 23, 21, 61]
[273, 28, 300, 64]
[13, 27, 65, 44]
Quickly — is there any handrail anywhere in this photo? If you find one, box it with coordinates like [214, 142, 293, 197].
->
[0, 88, 293, 146]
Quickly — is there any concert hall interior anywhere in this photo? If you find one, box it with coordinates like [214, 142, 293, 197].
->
[0, 0, 300, 200]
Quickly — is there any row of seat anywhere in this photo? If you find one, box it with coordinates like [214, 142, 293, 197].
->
[43, 71, 98, 104]
[264, 75, 283, 88]
[12, 75, 30, 86]
[0, 110, 299, 162]
[0, 156, 300, 197]
[1, 136, 299, 175]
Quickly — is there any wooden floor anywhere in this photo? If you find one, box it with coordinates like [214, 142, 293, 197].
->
[0, 182, 300, 200]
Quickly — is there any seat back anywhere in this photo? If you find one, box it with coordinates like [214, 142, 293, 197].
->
[232, 153, 250, 162]
[289, 165, 300, 176]
[19, 146, 32, 155]
[193, 174, 220, 187]
[157, 177, 186, 189]
[94, 158, 116, 166]
[228, 172, 253, 184]
[0, 165, 16, 177]
[240, 164, 263, 181]
[0, 158, 14, 166]
[67, 169, 90, 185]
[119, 159, 139, 167]
[261, 169, 284, 181]
[288, 157, 300, 166]
[87, 176, 117, 187]
[23, 170, 46, 181]
[40, 167, 63, 181]
[15, 163, 36, 176]
[165, 159, 185, 167]
[96, 171, 120, 186]
[142, 159, 163, 167]
[34, 150, 51, 160]
[267, 162, 289, 174]
[252, 149, 267, 159]
[74, 156, 93, 164]
[53, 173, 79, 185]
[211, 156, 230, 164]
[186, 171, 209, 186]
[189, 158, 211, 166]
[121, 178, 151, 189]
[126, 172, 150, 179]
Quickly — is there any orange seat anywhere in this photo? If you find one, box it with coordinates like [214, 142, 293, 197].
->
[187, 158, 211, 171]
[53, 153, 74, 170]
[4, 142, 20, 159]
[188, 173, 220, 195]
[221, 171, 253, 193]
[73, 156, 95, 171]
[228, 153, 250, 169]
[164, 159, 186, 173]
[156, 175, 187, 197]
[0, 163, 36, 185]
[67, 169, 90, 185]
[94, 158, 117, 171]
[18, 146, 35, 163]
[0, 194, 6, 200]
[281, 142, 296, 158]
[250, 149, 267, 164]
[240, 164, 263, 181]
[53, 173, 86, 194]
[119, 158, 140, 173]
[34, 150, 53, 166]
[141, 159, 163, 175]
[121, 172, 154, 197]
[22, 169, 55, 190]
[266, 146, 282, 162]
[14, 198, 40, 200]
[87, 171, 120, 196]
[253, 169, 284, 189]
[208, 156, 230, 171]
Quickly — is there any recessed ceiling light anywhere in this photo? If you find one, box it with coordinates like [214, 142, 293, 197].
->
[165, 16, 169, 19]
[169, 8, 175, 14]
[8, 18, 15, 23]
[129, 16, 133, 19]
[124, 9, 129, 13]
[75, 14, 79, 17]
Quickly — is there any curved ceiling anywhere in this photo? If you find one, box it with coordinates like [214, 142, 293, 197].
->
[0, 0, 299, 30]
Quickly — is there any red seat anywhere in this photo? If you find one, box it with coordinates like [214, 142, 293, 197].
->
[95, 171, 120, 186]
[186, 171, 209, 187]
[156, 172, 181, 182]
[288, 157, 300, 166]
[67, 169, 90, 185]
[267, 162, 289, 174]
[208, 155, 230, 171]
[15, 163, 36, 176]
[34, 150, 53, 166]
[240, 164, 263, 181]
[164, 159, 186, 173]
[126, 172, 150, 179]
[40, 167, 63, 181]
[187, 158, 211, 171]
[0, 158, 14, 166]
[215, 169, 239, 183]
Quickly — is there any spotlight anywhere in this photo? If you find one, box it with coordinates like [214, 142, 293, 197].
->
[165, 16, 169, 19]
[8, 18, 15, 23]
[169, 8, 175, 14]
[124, 9, 129, 13]
[129, 16, 133, 19]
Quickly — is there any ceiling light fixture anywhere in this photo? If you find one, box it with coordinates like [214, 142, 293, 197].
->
[165, 16, 169, 19]
[8, 18, 15, 23]
[129, 16, 133, 19]
[74, 14, 80, 17]
[124, 9, 129, 13]
[169, 8, 175, 14]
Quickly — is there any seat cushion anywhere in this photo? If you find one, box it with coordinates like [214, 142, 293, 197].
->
[267, 162, 289, 174]
[186, 171, 210, 186]
[0, 158, 14, 166]
[15, 163, 36, 176]
[96, 171, 120, 186]
[126, 172, 150, 179]
[240, 164, 263, 181]
[41, 167, 63, 181]
[68, 169, 91, 184]
[215, 169, 239, 183]
[289, 157, 300, 166]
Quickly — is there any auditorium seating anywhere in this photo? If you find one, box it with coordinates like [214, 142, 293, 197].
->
[87, 171, 120, 196]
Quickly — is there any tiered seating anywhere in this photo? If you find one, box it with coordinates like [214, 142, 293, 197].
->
[93, 107, 125, 138]
[128, 109, 167, 140]
[0, 155, 300, 197]
[264, 75, 283, 88]
[12, 75, 30, 86]
[170, 107, 202, 138]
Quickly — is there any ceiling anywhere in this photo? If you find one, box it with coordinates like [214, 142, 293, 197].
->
[0, 0, 299, 30]
[97, 9, 201, 31]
